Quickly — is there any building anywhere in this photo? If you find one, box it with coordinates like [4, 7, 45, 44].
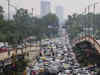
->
[56, 6, 64, 24]
[40, 0, 51, 17]
[56, 6, 65, 36]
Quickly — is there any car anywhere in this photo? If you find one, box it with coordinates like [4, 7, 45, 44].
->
[57, 51, 64, 54]
[17, 45, 24, 49]
[64, 70, 72, 74]
[73, 66, 80, 69]
[73, 69, 79, 74]
[8, 45, 13, 50]
[0, 46, 8, 52]
[78, 71, 90, 75]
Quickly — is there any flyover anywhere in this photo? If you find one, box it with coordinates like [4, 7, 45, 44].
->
[73, 36, 100, 54]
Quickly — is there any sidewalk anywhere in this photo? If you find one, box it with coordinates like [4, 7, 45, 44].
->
[25, 46, 40, 66]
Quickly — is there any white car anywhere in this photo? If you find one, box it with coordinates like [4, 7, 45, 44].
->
[17, 45, 23, 49]
[64, 70, 72, 74]
[73, 69, 80, 74]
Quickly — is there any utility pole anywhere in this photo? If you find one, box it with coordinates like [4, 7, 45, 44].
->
[88, 0, 92, 37]
[93, 2, 99, 37]
[84, 8, 87, 37]
[87, 5, 90, 37]
[93, 3, 95, 37]
[8, 0, 10, 22]
[8, 0, 10, 57]
[32, 8, 34, 17]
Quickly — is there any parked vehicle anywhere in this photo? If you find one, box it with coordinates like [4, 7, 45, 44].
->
[0, 46, 8, 52]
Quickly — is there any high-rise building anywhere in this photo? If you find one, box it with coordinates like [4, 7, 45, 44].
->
[56, 6, 64, 24]
[56, 6, 64, 37]
[40, 0, 51, 17]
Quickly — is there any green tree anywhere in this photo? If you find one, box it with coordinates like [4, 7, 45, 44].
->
[13, 8, 43, 40]
[14, 8, 32, 39]
[40, 13, 59, 37]
[0, 6, 4, 19]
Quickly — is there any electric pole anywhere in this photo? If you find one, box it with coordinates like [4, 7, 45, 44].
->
[8, 0, 10, 57]
[93, 3, 95, 37]
[8, 0, 10, 22]
[93, 2, 99, 37]
[32, 8, 34, 17]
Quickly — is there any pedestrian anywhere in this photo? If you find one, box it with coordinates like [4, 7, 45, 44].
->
[36, 56, 39, 62]
[44, 69, 50, 75]
[38, 68, 44, 75]
[53, 57, 55, 61]
[51, 48, 54, 56]
[38, 72, 44, 75]
[50, 72, 57, 75]
[30, 70, 36, 75]
[40, 50, 42, 56]
[97, 71, 100, 75]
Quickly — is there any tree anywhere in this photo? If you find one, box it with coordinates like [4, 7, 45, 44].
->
[65, 13, 100, 40]
[13, 8, 43, 40]
[0, 6, 8, 42]
[14, 8, 32, 39]
[0, 7, 59, 44]
[40, 13, 59, 37]
[0, 6, 4, 19]
[73, 41, 100, 67]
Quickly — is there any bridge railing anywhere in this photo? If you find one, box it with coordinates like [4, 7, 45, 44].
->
[73, 36, 100, 53]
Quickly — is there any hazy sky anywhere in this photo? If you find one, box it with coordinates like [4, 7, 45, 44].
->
[0, 0, 100, 19]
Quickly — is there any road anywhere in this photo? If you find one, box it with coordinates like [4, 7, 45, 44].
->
[26, 29, 97, 75]
[25, 46, 40, 66]
[0, 45, 40, 67]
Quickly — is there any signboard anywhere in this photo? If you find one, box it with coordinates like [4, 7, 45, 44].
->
[48, 25, 58, 29]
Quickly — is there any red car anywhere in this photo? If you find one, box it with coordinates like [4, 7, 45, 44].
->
[0, 46, 8, 53]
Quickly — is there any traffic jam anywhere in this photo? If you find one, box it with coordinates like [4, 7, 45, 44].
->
[27, 39, 97, 75]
